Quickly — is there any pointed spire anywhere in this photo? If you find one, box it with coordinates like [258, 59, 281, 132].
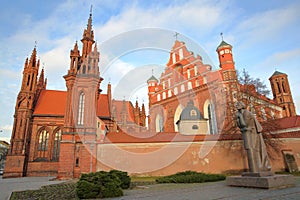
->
[29, 46, 37, 67]
[24, 57, 29, 69]
[85, 5, 93, 39]
[74, 41, 78, 51]
[94, 41, 98, 52]
[38, 67, 45, 85]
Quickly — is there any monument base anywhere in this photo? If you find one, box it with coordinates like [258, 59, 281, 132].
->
[226, 174, 295, 189]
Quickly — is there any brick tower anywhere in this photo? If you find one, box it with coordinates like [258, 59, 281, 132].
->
[4, 47, 45, 177]
[269, 71, 296, 117]
[58, 11, 102, 178]
[216, 39, 239, 132]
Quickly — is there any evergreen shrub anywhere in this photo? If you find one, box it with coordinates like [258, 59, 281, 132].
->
[156, 170, 226, 184]
[76, 170, 130, 199]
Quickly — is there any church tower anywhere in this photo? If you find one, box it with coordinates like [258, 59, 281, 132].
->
[59, 10, 102, 178]
[269, 71, 296, 117]
[4, 47, 42, 177]
[216, 38, 239, 132]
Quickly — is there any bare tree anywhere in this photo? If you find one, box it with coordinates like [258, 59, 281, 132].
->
[237, 69, 283, 158]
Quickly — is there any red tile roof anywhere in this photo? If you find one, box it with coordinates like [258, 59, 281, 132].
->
[274, 116, 300, 130]
[34, 90, 67, 115]
[34, 90, 112, 119]
[97, 94, 110, 118]
[112, 100, 135, 123]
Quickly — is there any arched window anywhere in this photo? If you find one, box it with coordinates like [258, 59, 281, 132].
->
[36, 129, 49, 161]
[155, 114, 163, 132]
[204, 100, 217, 134]
[52, 129, 62, 161]
[38, 130, 49, 151]
[157, 94, 161, 101]
[181, 84, 185, 92]
[162, 92, 166, 99]
[82, 65, 86, 74]
[282, 81, 286, 93]
[172, 53, 176, 64]
[194, 65, 198, 75]
[168, 90, 172, 97]
[188, 82, 192, 90]
[78, 92, 85, 125]
[179, 48, 183, 60]
[174, 87, 178, 95]
[261, 107, 267, 121]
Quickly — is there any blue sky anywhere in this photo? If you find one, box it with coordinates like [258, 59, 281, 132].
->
[0, 0, 300, 142]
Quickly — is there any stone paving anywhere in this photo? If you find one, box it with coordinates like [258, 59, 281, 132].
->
[114, 177, 300, 200]
[0, 176, 65, 200]
[0, 175, 299, 200]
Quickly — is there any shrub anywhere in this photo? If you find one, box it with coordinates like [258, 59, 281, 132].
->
[109, 170, 131, 189]
[76, 180, 99, 199]
[76, 170, 130, 199]
[156, 171, 226, 184]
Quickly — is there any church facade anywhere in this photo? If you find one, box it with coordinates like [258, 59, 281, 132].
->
[3, 13, 299, 179]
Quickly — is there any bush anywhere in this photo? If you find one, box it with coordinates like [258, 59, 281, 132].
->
[109, 170, 131, 189]
[76, 170, 130, 199]
[156, 171, 226, 184]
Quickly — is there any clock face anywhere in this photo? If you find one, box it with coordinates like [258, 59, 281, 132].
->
[225, 49, 229, 53]
[220, 50, 224, 55]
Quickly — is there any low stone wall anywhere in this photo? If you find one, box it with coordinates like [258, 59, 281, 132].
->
[96, 137, 300, 176]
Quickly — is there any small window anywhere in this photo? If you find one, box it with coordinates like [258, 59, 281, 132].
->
[192, 125, 198, 130]
[181, 84, 185, 92]
[179, 48, 183, 60]
[168, 90, 172, 97]
[188, 82, 192, 90]
[172, 53, 176, 63]
[174, 87, 178, 95]
[162, 92, 166, 99]
[157, 94, 161, 101]
[190, 110, 197, 116]
[76, 158, 79, 167]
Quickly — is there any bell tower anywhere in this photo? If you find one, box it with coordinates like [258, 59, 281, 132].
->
[269, 71, 296, 117]
[4, 47, 41, 177]
[216, 36, 239, 132]
[59, 10, 102, 178]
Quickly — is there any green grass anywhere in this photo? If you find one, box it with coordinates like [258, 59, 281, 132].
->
[156, 171, 226, 184]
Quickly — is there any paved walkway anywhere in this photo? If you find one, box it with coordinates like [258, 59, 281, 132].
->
[0, 176, 65, 200]
[0, 176, 299, 200]
[115, 177, 300, 200]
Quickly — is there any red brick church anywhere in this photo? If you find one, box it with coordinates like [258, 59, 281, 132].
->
[3, 12, 299, 178]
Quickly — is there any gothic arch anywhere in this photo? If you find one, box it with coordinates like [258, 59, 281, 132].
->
[174, 104, 184, 132]
[155, 114, 163, 132]
[51, 127, 62, 161]
[203, 99, 217, 134]
[35, 126, 51, 161]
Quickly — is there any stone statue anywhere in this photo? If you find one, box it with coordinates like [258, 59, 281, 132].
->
[235, 101, 271, 173]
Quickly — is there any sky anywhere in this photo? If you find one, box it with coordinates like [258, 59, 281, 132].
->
[0, 0, 300, 143]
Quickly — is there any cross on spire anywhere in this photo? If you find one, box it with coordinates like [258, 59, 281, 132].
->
[174, 32, 179, 40]
[90, 5, 93, 15]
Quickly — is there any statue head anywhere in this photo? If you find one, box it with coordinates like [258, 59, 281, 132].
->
[235, 101, 246, 110]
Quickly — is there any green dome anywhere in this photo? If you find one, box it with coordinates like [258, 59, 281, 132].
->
[179, 100, 204, 121]
[217, 40, 232, 50]
[147, 75, 158, 82]
[270, 70, 286, 77]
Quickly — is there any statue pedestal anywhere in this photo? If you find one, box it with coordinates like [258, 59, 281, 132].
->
[226, 173, 295, 189]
